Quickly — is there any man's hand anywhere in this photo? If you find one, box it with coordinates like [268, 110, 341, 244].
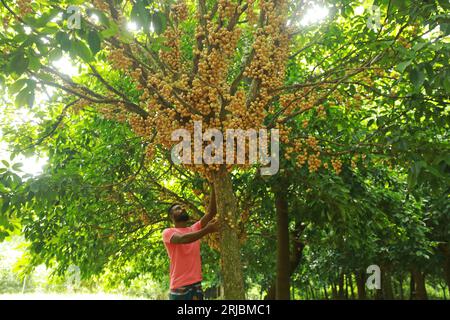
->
[205, 218, 220, 233]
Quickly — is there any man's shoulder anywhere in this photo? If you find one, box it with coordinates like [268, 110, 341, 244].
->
[162, 228, 177, 244]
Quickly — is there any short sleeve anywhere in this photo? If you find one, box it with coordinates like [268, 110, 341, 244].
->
[191, 220, 202, 232]
[162, 228, 177, 243]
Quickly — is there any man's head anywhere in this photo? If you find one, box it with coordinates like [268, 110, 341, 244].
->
[168, 203, 190, 223]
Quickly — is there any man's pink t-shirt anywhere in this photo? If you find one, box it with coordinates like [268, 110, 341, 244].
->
[162, 221, 203, 290]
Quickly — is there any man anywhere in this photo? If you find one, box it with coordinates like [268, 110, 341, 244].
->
[162, 188, 219, 300]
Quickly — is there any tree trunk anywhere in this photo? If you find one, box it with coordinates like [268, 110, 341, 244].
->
[438, 243, 450, 295]
[331, 283, 338, 299]
[399, 274, 404, 300]
[356, 271, 366, 300]
[344, 274, 349, 299]
[274, 186, 290, 300]
[264, 222, 305, 300]
[323, 286, 329, 300]
[409, 271, 415, 300]
[382, 266, 394, 300]
[338, 272, 345, 300]
[212, 166, 245, 299]
[349, 274, 355, 299]
[411, 268, 428, 300]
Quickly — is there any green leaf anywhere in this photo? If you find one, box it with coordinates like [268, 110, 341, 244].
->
[30, 182, 40, 193]
[49, 48, 63, 61]
[409, 68, 425, 89]
[101, 21, 119, 39]
[72, 40, 93, 62]
[9, 51, 29, 76]
[396, 60, 411, 73]
[87, 30, 102, 55]
[132, 0, 152, 31]
[1, 160, 9, 168]
[412, 43, 426, 52]
[28, 55, 41, 71]
[443, 74, 450, 94]
[152, 12, 166, 35]
[15, 87, 35, 108]
[9, 79, 28, 94]
[11, 163, 23, 172]
[56, 32, 72, 51]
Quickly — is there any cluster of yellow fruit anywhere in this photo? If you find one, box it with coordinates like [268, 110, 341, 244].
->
[244, 0, 257, 25]
[145, 144, 155, 159]
[98, 105, 117, 120]
[17, 0, 33, 16]
[2, 15, 10, 30]
[217, 0, 238, 20]
[129, 115, 153, 137]
[306, 135, 319, 150]
[93, 0, 109, 12]
[397, 36, 412, 49]
[208, 27, 242, 58]
[244, 0, 289, 91]
[316, 105, 326, 118]
[139, 209, 151, 225]
[205, 218, 248, 252]
[108, 48, 133, 70]
[70, 99, 90, 115]
[307, 152, 321, 172]
[276, 86, 326, 121]
[331, 158, 343, 174]
[296, 152, 307, 166]
[130, 67, 143, 83]
[171, 0, 189, 21]
[159, 28, 181, 70]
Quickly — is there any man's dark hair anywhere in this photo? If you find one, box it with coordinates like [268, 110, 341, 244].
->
[167, 203, 180, 217]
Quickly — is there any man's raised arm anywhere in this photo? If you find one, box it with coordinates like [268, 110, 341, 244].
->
[200, 186, 217, 228]
[171, 219, 219, 244]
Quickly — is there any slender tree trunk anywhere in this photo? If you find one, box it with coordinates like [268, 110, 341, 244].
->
[399, 274, 404, 300]
[398, 274, 405, 300]
[356, 271, 366, 300]
[274, 186, 290, 300]
[411, 268, 428, 300]
[382, 266, 394, 300]
[375, 287, 383, 300]
[264, 222, 305, 300]
[212, 166, 245, 299]
[409, 271, 415, 300]
[310, 282, 316, 299]
[344, 274, 349, 299]
[349, 274, 355, 299]
[338, 272, 345, 300]
[331, 283, 338, 299]
[323, 286, 329, 300]
[440, 283, 447, 300]
[438, 243, 450, 295]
